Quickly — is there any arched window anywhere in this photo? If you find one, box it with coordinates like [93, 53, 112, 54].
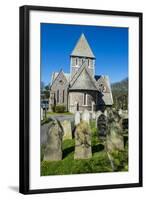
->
[83, 93, 87, 105]
[82, 59, 84, 65]
[76, 58, 78, 65]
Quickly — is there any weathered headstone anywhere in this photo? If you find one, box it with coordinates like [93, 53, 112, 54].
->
[118, 109, 123, 116]
[44, 119, 63, 161]
[41, 107, 43, 121]
[92, 112, 96, 120]
[91, 101, 95, 112]
[82, 109, 90, 124]
[95, 110, 102, 127]
[74, 121, 92, 159]
[104, 109, 108, 117]
[106, 111, 124, 152]
[61, 120, 72, 140]
[97, 114, 107, 138]
[75, 111, 80, 126]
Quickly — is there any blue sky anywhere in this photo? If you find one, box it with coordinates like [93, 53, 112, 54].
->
[41, 23, 128, 85]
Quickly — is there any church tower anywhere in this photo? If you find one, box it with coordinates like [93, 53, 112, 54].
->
[70, 33, 95, 78]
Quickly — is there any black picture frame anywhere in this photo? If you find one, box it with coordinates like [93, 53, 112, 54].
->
[19, 5, 143, 194]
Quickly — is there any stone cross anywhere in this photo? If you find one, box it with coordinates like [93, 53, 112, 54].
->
[82, 109, 90, 124]
[74, 121, 92, 159]
[43, 119, 63, 161]
[74, 111, 80, 126]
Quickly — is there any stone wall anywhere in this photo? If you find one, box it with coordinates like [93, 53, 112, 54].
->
[70, 56, 95, 78]
[69, 91, 97, 113]
[51, 71, 68, 109]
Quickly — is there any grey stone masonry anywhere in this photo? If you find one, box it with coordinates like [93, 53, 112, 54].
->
[44, 119, 63, 161]
[74, 121, 92, 159]
[82, 109, 90, 124]
[61, 120, 72, 140]
[106, 110, 124, 152]
[74, 111, 81, 126]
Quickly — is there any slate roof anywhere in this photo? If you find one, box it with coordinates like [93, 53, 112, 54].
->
[51, 71, 70, 84]
[71, 33, 95, 58]
[64, 73, 70, 82]
[96, 75, 113, 105]
[69, 62, 98, 90]
[51, 69, 113, 105]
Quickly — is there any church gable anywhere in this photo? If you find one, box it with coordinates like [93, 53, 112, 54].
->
[51, 70, 68, 91]
[70, 67, 97, 90]
[96, 76, 111, 93]
[95, 75, 113, 105]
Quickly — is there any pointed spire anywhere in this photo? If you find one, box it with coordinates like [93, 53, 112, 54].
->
[71, 33, 95, 58]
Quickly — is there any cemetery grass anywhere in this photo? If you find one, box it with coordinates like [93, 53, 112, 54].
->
[47, 112, 73, 116]
[41, 121, 128, 176]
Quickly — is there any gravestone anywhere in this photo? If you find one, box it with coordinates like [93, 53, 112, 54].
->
[61, 120, 72, 140]
[91, 101, 95, 112]
[41, 107, 43, 121]
[95, 110, 102, 127]
[97, 114, 107, 138]
[92, 112, 96, 120]
[75, 111, 80, 126]
[43, 119, 63, 161]
[106, 111, 124, 152]
[74, 121, 92, 159]
[82, 109, 90, 124]
[104, 109, 108, 117]
[118, 109, 123, 116]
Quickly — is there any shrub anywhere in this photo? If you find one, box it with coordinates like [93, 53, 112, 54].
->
[55, 104, 66, 113]
[51, 105, 56, 112]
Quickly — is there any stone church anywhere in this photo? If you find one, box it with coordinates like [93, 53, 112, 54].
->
[49, 33, 113, 113]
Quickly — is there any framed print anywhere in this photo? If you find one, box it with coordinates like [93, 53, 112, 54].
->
[19, 5, 143, 194]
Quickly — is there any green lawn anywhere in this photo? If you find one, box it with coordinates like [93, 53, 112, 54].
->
[47, 112, 73, 116]
[41, 120, 128, 176]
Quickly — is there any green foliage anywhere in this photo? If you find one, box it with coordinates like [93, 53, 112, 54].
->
[41, 83, 50, 99]
[51, 105, 56, 112]
[55, 104, 66, 113]
[111, 150, 128, 171]
[51, 104, 67, 113]
[111, 78, 128, 110]
[41, 138, 112, 175]
[41, 120, 128, 176]
[47, 111, 73, 116]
